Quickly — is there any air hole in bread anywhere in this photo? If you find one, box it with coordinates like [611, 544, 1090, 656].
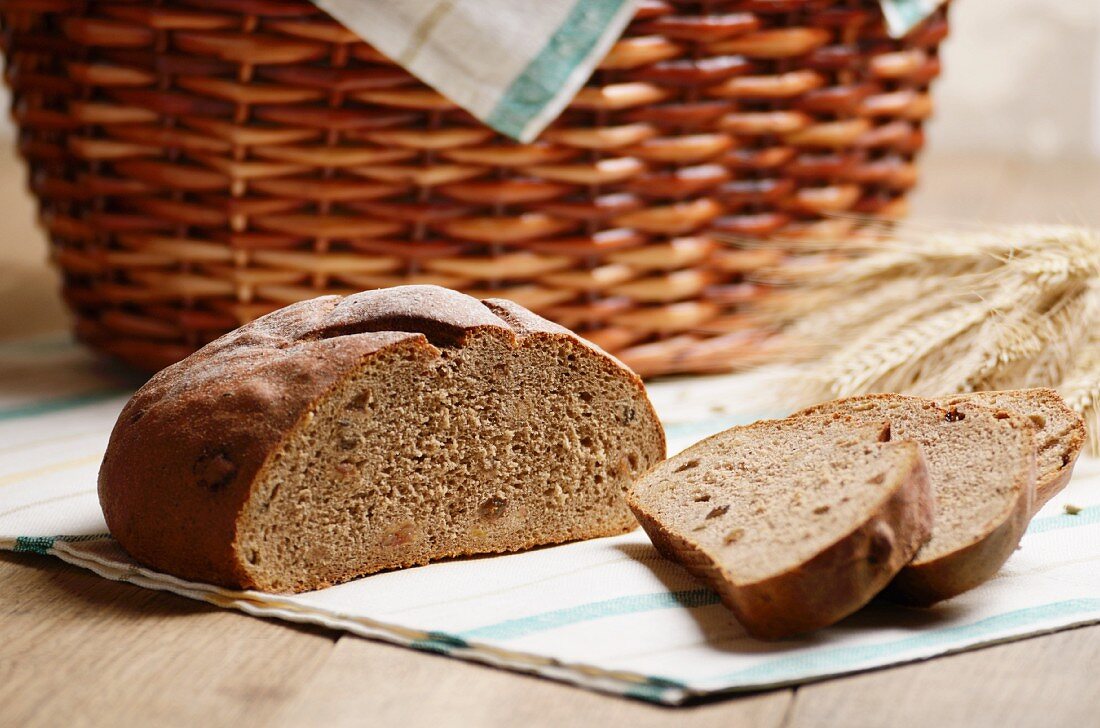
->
[1029, 413, 1047, 428]
[706, 505, 730, 519]
[993, 411, 1010, 419]
[478, 496, 508, 520]
[347, 391, 373, 411]
[693, 493, 711, 503]
[262, 483, 281, 509]
[579, 391, 593, 404]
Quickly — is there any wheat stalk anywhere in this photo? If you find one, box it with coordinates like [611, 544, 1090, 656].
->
[764, 225, 1100, 452]
[1054, 282, 1100, 454]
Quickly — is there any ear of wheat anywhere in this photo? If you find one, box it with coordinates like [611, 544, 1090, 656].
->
[760, 225, 1100, 452]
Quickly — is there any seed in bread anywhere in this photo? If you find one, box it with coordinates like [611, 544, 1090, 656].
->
[98, 286, 666, 592]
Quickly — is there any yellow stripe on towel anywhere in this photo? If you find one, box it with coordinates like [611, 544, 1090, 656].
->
[0, 453, 103, 489]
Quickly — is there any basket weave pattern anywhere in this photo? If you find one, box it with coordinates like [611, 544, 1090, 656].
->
[0, 0, 947, 376]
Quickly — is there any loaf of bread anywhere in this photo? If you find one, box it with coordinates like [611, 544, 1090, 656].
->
[796, 394, 1036, 606]
[98, 286, 666, 592]
[628, 415, 933, 639]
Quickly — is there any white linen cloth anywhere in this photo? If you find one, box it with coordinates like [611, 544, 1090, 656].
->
[2, 336, 1096, 704]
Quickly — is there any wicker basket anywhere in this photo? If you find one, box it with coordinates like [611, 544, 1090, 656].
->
[0, 0, 947, 377]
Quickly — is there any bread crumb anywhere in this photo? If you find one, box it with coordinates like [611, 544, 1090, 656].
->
[1064, 504, 1083, 515]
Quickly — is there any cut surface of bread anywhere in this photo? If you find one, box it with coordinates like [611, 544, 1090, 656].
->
[796, 394, 1036, 606]
[938, 388, 1084, 510]
[99, 286, 665, 592]
[628, 415, 933, 639]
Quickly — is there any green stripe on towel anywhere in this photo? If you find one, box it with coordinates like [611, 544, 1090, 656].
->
[458, 588, 721, 641]
[486, 0, 630, 138]
[11, 534, 109, 554]
[14, 536, 56, 554]
[409, 631, 471, 654]
[1027, 505, 1100, 534]
[707, 598, 1100, 686]
[624, 679, 687, 703]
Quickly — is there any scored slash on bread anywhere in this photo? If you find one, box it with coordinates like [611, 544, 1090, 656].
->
[627, 415, 934, 640]
[98, 285, 666, 592]
[794, 394, 1037, 607]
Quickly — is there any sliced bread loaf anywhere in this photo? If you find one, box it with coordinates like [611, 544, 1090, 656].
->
[795, 394, 1036, 606]
[627, 415, 933, 639]
[99, 286, 666, 592]
[938, 388, 1084, 510]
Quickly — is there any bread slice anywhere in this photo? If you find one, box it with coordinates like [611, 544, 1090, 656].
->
[795, 394, 1036, 606]
[99, 286, 665, 592]
[627, 415, 933, 639]
[938, 388, 1084, 510]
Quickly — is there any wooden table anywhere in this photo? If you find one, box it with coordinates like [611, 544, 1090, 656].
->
[2, 149, 1100, 727]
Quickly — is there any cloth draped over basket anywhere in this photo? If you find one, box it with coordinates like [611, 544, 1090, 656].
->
[312, 0, 948, 141]
[0, 0, 949, 377]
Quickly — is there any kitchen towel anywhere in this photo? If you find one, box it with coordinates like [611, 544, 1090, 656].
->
[307, 0, 944, 142]
[3, 336, 1099, 704]
[311, 0, 637, 142]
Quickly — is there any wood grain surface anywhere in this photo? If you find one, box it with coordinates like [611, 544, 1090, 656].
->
[2, 151, 1100, 727]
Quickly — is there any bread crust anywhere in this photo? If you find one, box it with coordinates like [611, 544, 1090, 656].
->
[628, 422, 934, 640]
[795, 393, 1037, 606]
[882, 487, 1031, 606]
[98, 285, 664, 589]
